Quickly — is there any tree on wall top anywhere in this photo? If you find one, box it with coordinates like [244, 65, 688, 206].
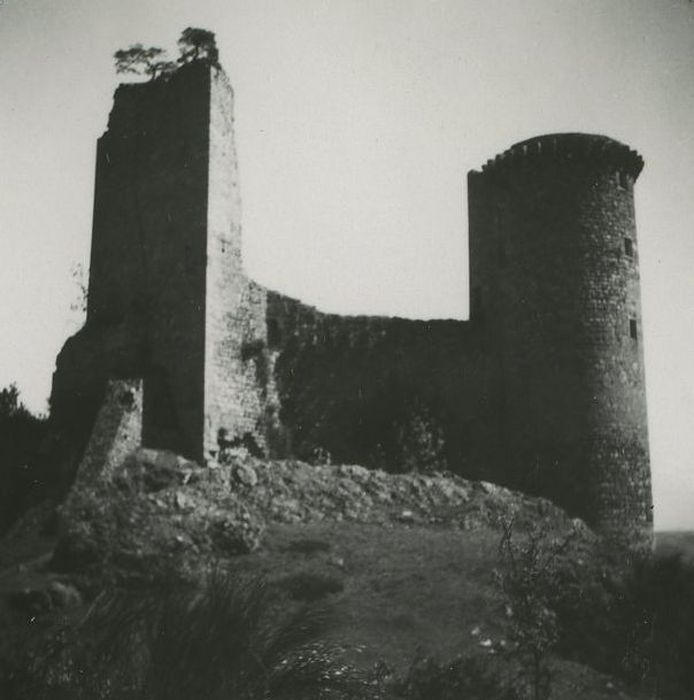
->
[113, 29, 219, 81]
[114, 44, 177, 80]
[177, 28, 219, 65]
[0, 384, 29, 420]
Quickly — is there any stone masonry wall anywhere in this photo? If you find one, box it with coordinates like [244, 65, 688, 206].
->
[468, 134, 652, 545]
[73, 379, 143, 488]
[266, 134, 652, 545]
[265, 291, 496, 475]
[52, 63, 274, 464]
[51, 62, 652, 546]
[52, 64, 212, 460]
[202, 68, 278, 462]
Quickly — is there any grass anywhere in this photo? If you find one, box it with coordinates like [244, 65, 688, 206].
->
[230, 521, 503, 671]
[2, 517, 671, 699]
[236, 521, 659, 699]
[279, 570, 344, 602]
[283, 538, 332, 556]
[2, 571, 369, 700]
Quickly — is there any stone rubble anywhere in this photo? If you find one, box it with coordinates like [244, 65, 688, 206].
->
[50, 447, 592, 586]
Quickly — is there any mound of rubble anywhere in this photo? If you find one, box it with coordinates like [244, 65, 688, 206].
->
[238, 458, 581, 532]
[51, 449, 261, 587]
[50, 447, 593, 587]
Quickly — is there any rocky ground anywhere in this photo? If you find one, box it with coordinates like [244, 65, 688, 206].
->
[0, 448, 652, 699]
[38, 448, 592, 588]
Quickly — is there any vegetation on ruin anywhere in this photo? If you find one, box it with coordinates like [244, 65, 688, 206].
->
[114, 45, 177, 81]
[113, 28, 219, 81]
[0, 384, 49, 535]
[177, 27, 219, 65]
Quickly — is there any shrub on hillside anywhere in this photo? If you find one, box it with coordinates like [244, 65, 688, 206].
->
[3, 571, 367, 699]
[494, 519, 575, 700]
[494, 520, 694, 698]
[639, 552, 694, 695]
[553, 550, 694, 698]
[0, 383, 49, 534]
[390, 655, 516, 700]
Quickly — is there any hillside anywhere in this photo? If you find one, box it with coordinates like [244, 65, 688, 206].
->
[655, 531, 694, 564]
[0, 448, 662, 699]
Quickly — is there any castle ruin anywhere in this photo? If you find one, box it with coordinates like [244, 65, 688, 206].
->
[50, 61, 653, 545]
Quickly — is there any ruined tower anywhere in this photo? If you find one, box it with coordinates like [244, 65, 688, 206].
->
[51, 59, 653, 545]
[51, 61, 269, 462]
[468, 134, 653, 544]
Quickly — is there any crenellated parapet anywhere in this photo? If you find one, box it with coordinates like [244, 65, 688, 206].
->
[468, 131, 653, 548]
[477, 133, 644, 184]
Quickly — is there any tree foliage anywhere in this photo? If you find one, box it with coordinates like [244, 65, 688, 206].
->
[0, 384, 48, 534]
[113, 44, 176, 80]
[395, 401, 447, 474]
[0, 383, 27, 420]
[113, 28, 219, 81]
[494, 519, 576, 700]
[177, 27, 219, 65]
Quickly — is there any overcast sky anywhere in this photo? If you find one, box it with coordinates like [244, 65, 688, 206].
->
[1, 0, 693, 530]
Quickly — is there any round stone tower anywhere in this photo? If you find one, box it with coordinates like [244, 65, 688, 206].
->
[468, 133, 653, 546]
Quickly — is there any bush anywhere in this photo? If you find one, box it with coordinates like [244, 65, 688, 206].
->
[552, 549, 694, 697]
[494, 520, 694, 697]
[3, 571, 365, 699]
[641, 553, 694, 695]
[491, 524, 694, 698]
[394, 401, 447, 475]
[0, 383, 49, 534]
[390, 655, 516, 700]
[494, 519, 575, 700]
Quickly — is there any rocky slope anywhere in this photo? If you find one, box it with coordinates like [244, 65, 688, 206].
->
[49, 448, 593, 589]
[2, 447, 657, 700]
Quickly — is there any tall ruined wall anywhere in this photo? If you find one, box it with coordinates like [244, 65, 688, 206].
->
[266, 292, 496, 475]
[50, 59, 652, 546]
[468, 134, 652, 544]
[74, 379, 143, 487]
[52, 63, 213, 459]
[52, 62, 272, 463]
[202, 69, 271, 460]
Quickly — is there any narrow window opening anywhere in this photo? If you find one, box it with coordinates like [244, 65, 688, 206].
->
[268, 318, 281, 345]
[624, 237, 633, 257]
[472, 286, 483, 320]
[618, 171, 630, 190]
[629, 318, 638, 340]
[184, 244, 195, 275]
